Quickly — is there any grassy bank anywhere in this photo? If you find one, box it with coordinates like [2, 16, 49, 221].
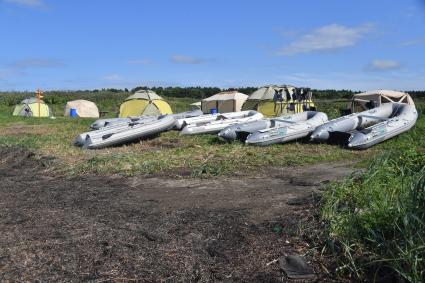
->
[322, 121, 425, 282]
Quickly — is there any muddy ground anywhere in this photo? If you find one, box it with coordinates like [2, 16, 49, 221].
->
[0, 146, 355, 282]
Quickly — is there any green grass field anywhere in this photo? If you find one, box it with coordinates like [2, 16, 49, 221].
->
[0, 93, 423, 178]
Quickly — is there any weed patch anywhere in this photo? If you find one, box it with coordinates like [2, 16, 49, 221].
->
[322, 147, 425, 282]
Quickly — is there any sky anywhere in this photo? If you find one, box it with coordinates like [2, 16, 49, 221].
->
[1, 0, 425, 91]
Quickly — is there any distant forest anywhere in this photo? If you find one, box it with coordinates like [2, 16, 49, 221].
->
[104, 86, 425, 100]
[1, 86, 425, 100]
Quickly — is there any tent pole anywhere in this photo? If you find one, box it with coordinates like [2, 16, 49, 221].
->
[36, 89, 40, 117]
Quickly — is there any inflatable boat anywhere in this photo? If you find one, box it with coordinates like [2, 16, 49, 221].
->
[79, 115, 176, 149]
[75, 121, 138, 146]
[180, 111, 264, 135]
[310, 103, 406, 141]
[90, 116, 154, 130]
[218, 120, 273, 142]
[175, 110, 259, 130]
[347, 103, 417, 149]
[218, 112, 325, 142]
[91, 110, 203, 130]
[245, 111, 328, 146]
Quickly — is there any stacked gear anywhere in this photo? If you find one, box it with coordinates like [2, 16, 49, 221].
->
[242, 85, 315, 117]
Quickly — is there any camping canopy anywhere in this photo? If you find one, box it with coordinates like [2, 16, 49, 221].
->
[201, 91, 248, 113]
[64, 100, 99, 118]
[351, 90, 415, 112]
[119, 90, 173, 118]
[242, 85, 315, 117]
[12, 98, 52, 117]
[247, 85, 296, 100]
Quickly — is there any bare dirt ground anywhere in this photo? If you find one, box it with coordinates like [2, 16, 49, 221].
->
[0, 124, 53, 136]
[0, 146, 355, 282]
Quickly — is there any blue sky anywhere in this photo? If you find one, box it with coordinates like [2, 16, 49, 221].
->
[1, 0, 425, 91]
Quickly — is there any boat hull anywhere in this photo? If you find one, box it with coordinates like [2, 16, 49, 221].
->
[219, 112, 323, 142]
[91, 110, 203, 130]
[81, 115, 176, 149]
[175, 110, 260, 130]
[180, 111, 264, 135]
[347, 104, 418, 149]
[245, 111, 328, 146]
[311, 103, 395, 142]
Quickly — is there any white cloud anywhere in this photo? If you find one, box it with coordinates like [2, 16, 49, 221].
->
[8, 59, 64, 69]
[0, 58, 61, 82]
[277, 23, 374, 55]
[275, 28, 303, 38]
[276, 71, 420, 91]
[3, 0, 45, 7]
[366, 60, 402, 71]
[401, 37, 425, 46]
[128, 59, 153, 65]
[170, 55, 205, 64]
[102, 74, 122, 81]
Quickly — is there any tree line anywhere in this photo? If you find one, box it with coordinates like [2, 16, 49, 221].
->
[129, 87, 425, 99]
[1, 87, 424, 101]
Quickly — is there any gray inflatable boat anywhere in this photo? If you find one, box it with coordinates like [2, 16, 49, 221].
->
[218, 112, 323, 142]
[245, 111, 328, 146]
[180, 111, 264, 135]
[91, 109, 203, 130]
[347, 103, 417, 149]
[310, 103, 396, 142]
[175, 110, 258, 130]
[90, 116, 154, 130]
[75, 117, 158, 146]
[78, 115, 176, 149]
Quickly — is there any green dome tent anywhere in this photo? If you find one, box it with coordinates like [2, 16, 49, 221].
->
[12, 98, 52, 117]
[119, 90, 173, 118]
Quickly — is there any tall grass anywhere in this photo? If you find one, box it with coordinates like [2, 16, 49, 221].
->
[322, 147, 425, 282]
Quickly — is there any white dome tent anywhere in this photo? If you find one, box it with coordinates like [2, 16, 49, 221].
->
[64, 100, 100, 118]
[201, 91, 248, 113]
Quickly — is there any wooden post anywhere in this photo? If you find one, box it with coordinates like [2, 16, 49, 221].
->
[35, 89, 43, 117]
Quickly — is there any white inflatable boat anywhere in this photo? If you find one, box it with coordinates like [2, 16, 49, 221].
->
[90, 110, 203, 130]
[310, 103, 418, 149]
[218, 112, 326, 142]
[245, 111, 328, 146]
[180, 111, 264, 135]
[175, 110, 260, 130]
[310, 103, 395, 142]
[79, 115, 176, 149]
[347, 103, 417, 149]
